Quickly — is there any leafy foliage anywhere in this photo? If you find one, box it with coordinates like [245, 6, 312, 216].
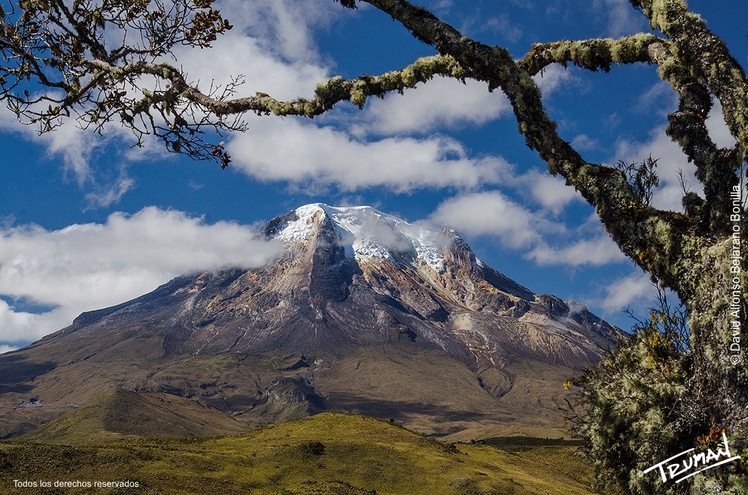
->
[568, 291, 690, 494]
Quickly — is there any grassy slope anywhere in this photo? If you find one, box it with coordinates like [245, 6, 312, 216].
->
[18, 389, 247, 444]
[0, 412, 593, 495]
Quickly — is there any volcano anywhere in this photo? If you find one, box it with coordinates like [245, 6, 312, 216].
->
[0, 204, 621, 440]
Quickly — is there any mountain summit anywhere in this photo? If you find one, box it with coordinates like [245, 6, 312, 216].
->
[0, 204, 621, 439]
[270, 203, 452, 271]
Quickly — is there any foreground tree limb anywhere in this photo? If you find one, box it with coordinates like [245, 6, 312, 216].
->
[359, 3, 746, 491]
[1, 0, 237, 165]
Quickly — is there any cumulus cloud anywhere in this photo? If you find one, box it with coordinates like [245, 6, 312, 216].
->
[357, 77, 511, 136]
[594, 271, 659, 316]
[173, 32, 329, 102]
[430, 191, 543, 249]
[0, 344, 19, 355]
[228, 116, 512, 192]
[532, 65, 577, 98]
[516, 170, 584, 213]
[571, 134, 601, 152]
[593, 0, 647, 37]
[429, 191, 628, 267]
[0, 299, 77, 350]
[0, 208, 284, 344]
[218, 0, 339, 63]
[527, 235, 627, 266]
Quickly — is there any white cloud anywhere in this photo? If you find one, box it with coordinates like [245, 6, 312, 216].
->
[636, 81, 678, 116]
[527, 235, 626, 266]
[174, 32, 329, 102]
[0, 107, 92, 186]
[571, 134, 601, 152]
[593, 0, 646, 37]
[358, 76, 511, 136]
[84, 169, 136, 209]
[422, 0, 453, 15]
[430, 191, 629, 267]
[0, 208, 284, 343]
[228, 116, 511, 192]
[219, 58, 579, 195]
[0, 299, 76, 349]
[705, 100, 737, 149]
[594, 271, 658, 315]
[482, 14, 523, 43]
[429, 191, 544, 249]
[532, 65, 576, 98]
[0, 104, 159, 209]
[218, 0, 339, 63]
[40, 124, 102, 186]
[0, 344, 19, 355]
[517, 170, 584, 213]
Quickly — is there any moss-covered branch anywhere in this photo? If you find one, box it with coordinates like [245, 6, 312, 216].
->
[353, 1, 748, 454]
[631, 0, 748, 145]
[518, 34, 667, 75]
[516, 31, 737, 236]
[626, 0, 747, 236]
[357, 0, 697, 296]
[200, 54, 466, 116]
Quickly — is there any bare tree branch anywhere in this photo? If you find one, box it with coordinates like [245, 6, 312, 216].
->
[0, 0, 235, 164]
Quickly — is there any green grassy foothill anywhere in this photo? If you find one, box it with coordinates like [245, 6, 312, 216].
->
[1, 412, 593, 495]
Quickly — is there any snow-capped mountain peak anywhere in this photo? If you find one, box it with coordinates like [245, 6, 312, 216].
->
[273, 204, 450, 272]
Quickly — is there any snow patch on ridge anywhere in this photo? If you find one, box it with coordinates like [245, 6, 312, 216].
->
[273, 203, 321, 243]
[274, 204, 449, 273]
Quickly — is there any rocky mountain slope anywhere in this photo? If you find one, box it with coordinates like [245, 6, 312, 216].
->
[0, 204, 621, 439]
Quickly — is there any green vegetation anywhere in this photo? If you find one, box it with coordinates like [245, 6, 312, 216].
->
[18, 390, 247, 445]
[1, 412, 593, 495]
[568, 294, 748, 494]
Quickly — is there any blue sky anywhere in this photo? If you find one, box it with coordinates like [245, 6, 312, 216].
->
[1, 0, 746, 352]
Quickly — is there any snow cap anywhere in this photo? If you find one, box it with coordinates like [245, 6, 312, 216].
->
[273, 204, 452, 272]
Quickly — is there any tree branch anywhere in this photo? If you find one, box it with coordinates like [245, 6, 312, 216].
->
[355, 0, 698, 296]
[630, 0, 747, 231]
[518, 33, 667, 75]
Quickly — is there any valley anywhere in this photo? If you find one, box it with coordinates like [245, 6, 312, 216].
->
[1, 413, 594, 495]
